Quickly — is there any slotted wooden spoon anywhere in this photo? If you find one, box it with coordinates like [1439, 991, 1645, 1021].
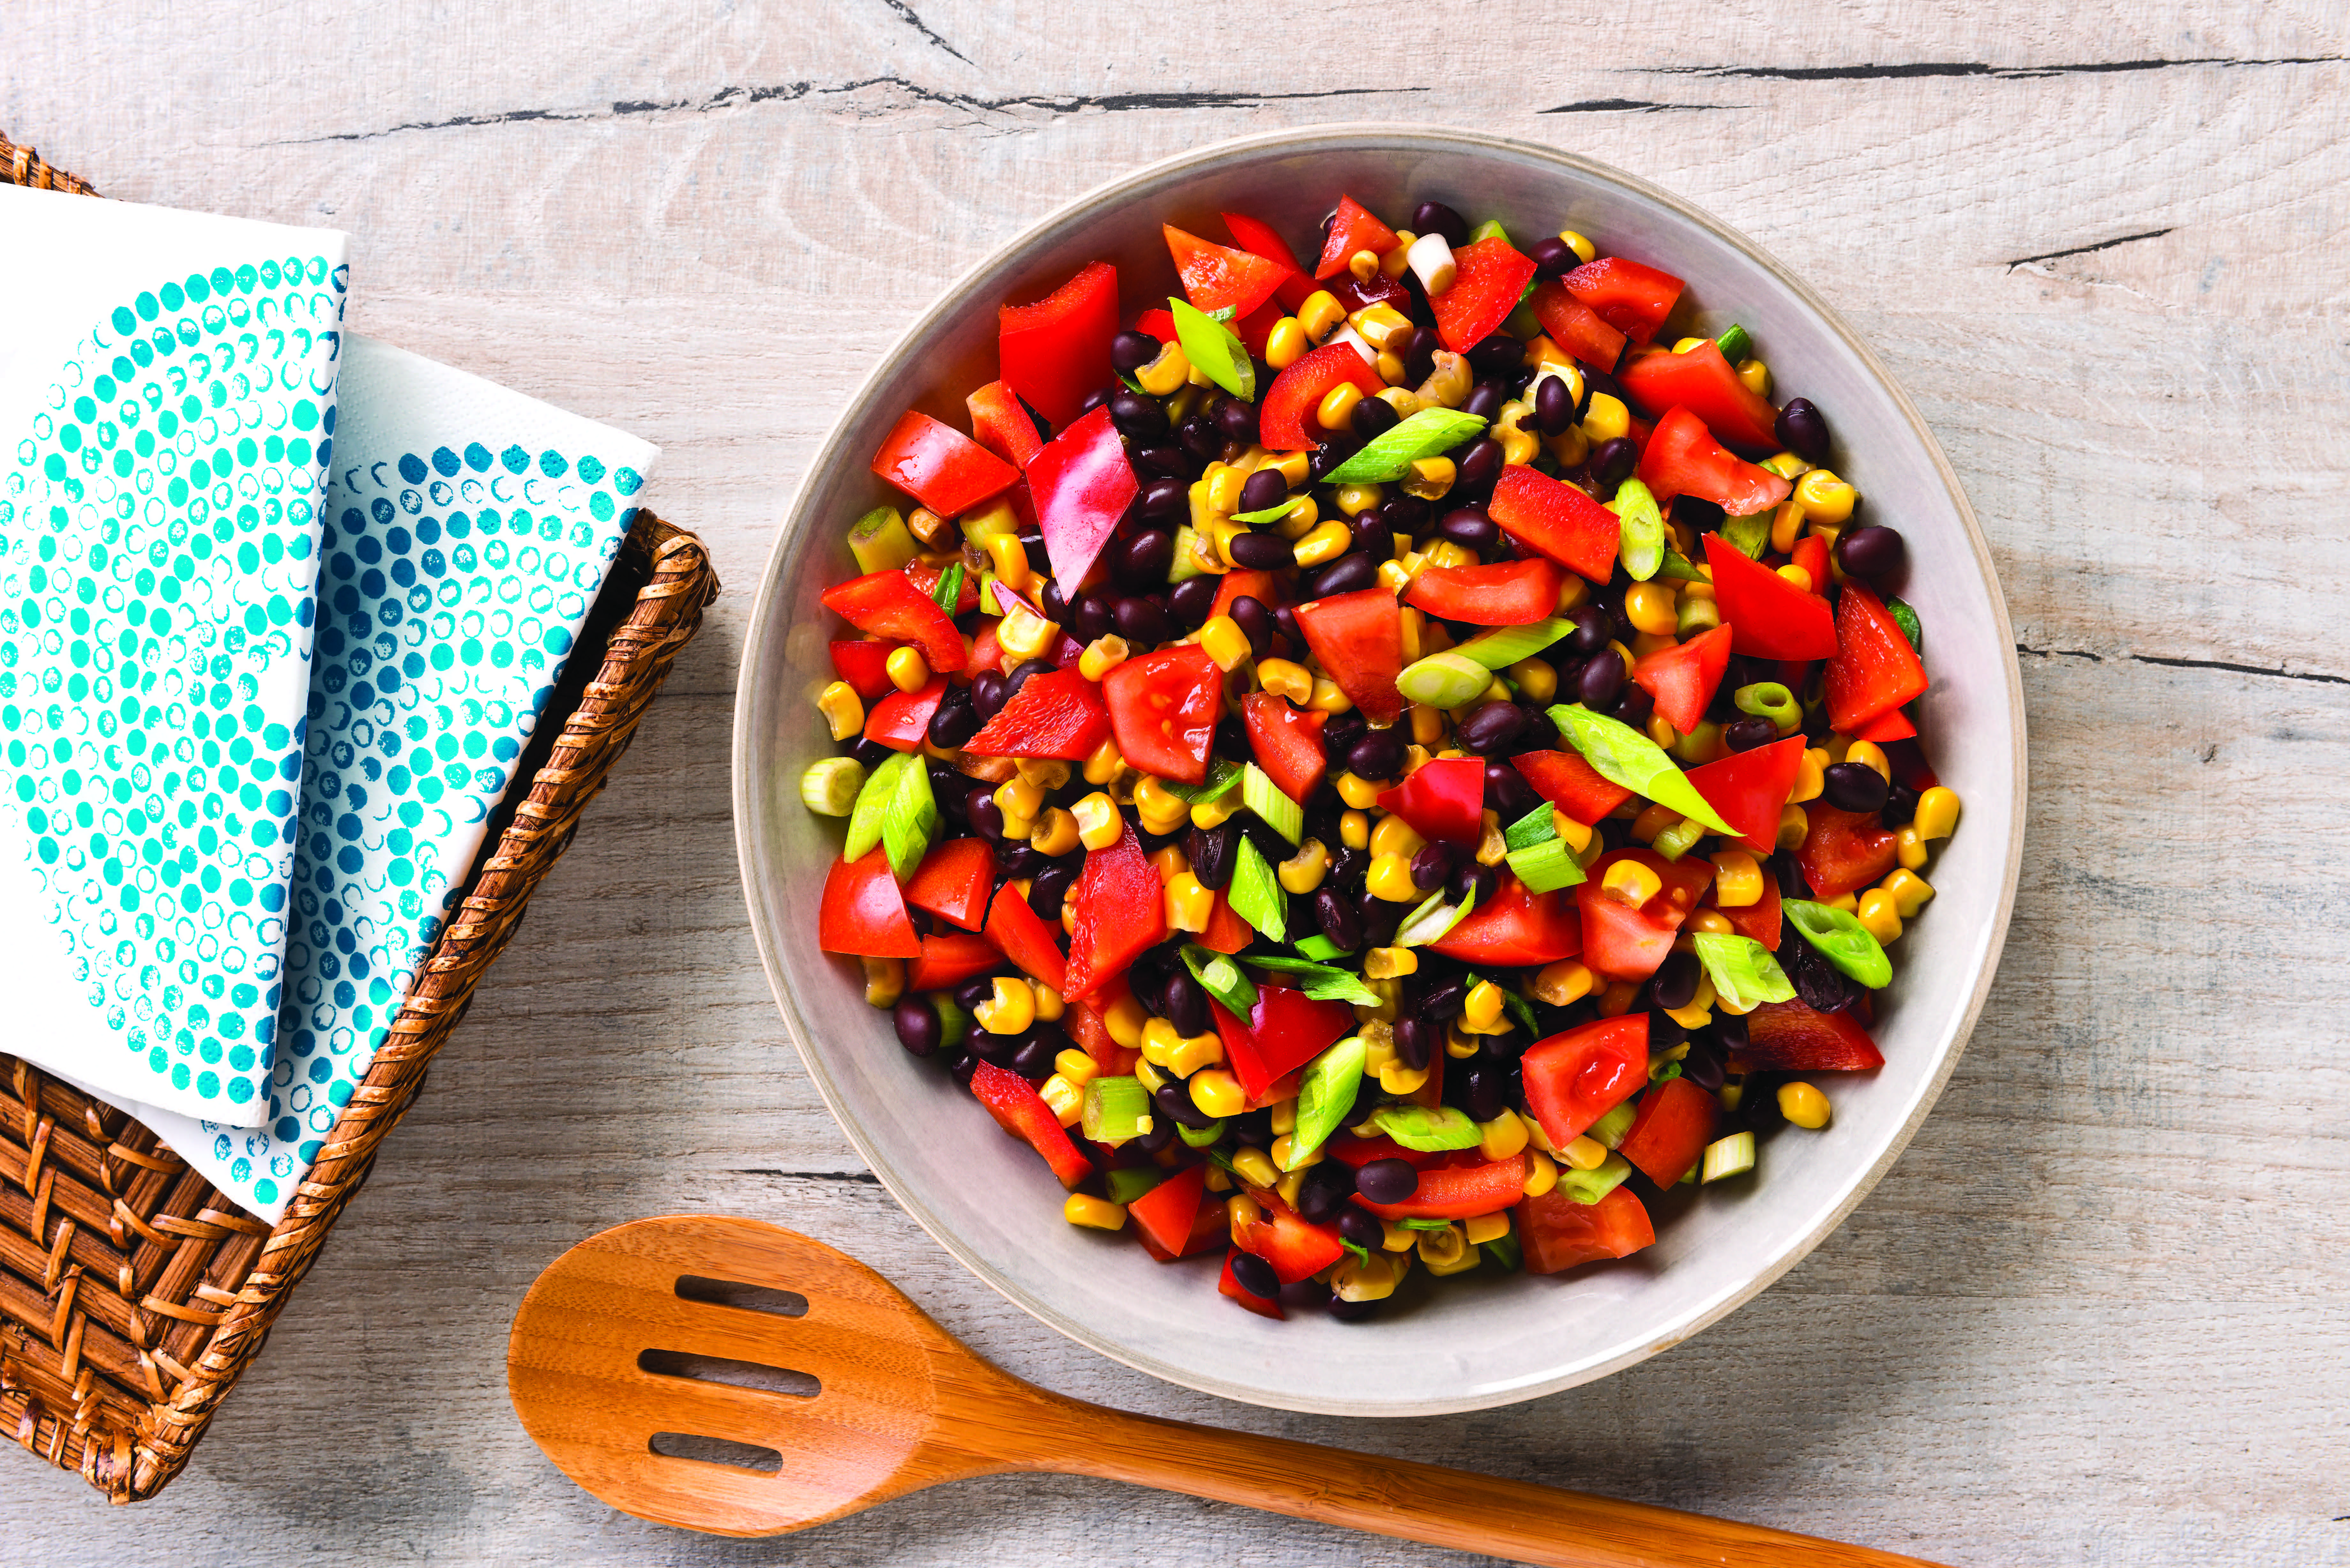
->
[507, 1216, 1949, 1566]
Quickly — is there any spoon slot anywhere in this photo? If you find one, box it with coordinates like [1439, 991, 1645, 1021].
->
[637, 1348, 820, 1399]
[675, 1275, 809, 1317]
[646, 1432, 783, 1474]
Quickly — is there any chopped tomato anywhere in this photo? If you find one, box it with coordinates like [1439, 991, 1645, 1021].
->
[1291, 587, 1404, 725]
[1061, 821, 1166, 1001]
[1518, 1185, 1656, 1274]
[1519, 1015, 1648, 1148]
[1164, 224, 1290, 319]
[1217, 1249, 1285, 1318]
[1375, 755, 1484, 846]
[1429, 875, 1581, 967]
[1354, 1151, 1532, 1221]
[962, 668, 1113, 760]
[1824, 583, 1929, 734]
[1709, 870, 1783, 950]
[1738, 999, 1886, 1072]
[1229, 1191, 1344, 1283]
[1685, 734, 1808, 854]
[1575, 848, 1714, 981]
[1066, 974, 1140, 1077]
[1405, 556, 1566, 626]
[1527, 279, 1627, 371]
[969, 1060, 1092, 1189]
[1797, 805, 1898, 902]
[828, 638, 900, 702]
[1618, 1076, 1718, 1187]
[1101, 643, 1222, 784]
[1512, 748, 1631, 824]
[1702, 533, 1839, 661]
[998, 260, 1119, 431]
[906, 931, 1003, 990]
[1134, 306, 1178, 343]
[1324, 1134, 1441, 1170]
[1558, 255, 1684, 344]
[1241, 690, 1327, 805]
[863, 674, 948, 751]
[1488, 464, 1621, 583]
[1210, 983, 1355, 1102]
[820, 568, 967, 675]
[1313, 195, 1400, 280]
[1429, 237, 1538, 354]
[1631, 623, 1732, 734]
[1027, 403, 1139, 592]
[818, 848, 922, 958]
[1195, 886, 1256, 955]
[984, 880, 1068, 996]
[903, 837, 996, 931]
[1640, 407, 1792, 516]
[869, 410, 1020, 519]
[1260, 342, 1386, 452]
[1127, 1165, 1207, 1257]
[1219, 211, 1318, 311]
[1618, 341, 1781, 452]
[1209, 568, 1285, 623]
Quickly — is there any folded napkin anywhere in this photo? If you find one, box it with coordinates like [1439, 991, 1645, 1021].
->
[125, 335, 656, 1217]
[0, 186, 347, 1126]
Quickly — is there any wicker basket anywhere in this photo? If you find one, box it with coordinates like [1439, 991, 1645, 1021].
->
[0, 132, 719, 1502]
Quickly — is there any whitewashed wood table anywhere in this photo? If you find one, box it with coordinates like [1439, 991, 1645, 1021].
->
[5, 4, 2346, 1564]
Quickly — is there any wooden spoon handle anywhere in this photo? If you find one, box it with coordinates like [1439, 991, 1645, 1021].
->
[1007, 1395, 1948, 1568]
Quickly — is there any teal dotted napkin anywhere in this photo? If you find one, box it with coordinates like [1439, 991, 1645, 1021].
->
[130, 335, 657, 1217]
[0, 186, 346, 1127]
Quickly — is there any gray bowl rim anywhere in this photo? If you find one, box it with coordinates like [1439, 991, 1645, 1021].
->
[732, 123, 2027, 1415]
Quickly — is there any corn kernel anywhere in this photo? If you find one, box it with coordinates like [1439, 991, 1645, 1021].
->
[984, 532, 1033, 593]
[1271, 1133, 1323, 1173]
[1190, 1069, 1245, 1119]
[1339, 808, 1371, 849]
[816, 681, 864, 742]
[1710, 849, 1763, 907]
[1846, 740, 1891, 782]
[1687, 908, 1734, 934]
[1418, 1224, 1475, 1274]
[1039, 1074, 1085, 1127]
[1330, 1253, 1402, 1302]
[1630, 802, 1680, 845]
[859, 955, 905, 1009]
[1795, 469, 1857, 524]
[1776, 563, 1814, 594]
[1104, 992, 1148, 1049]
[1071, 791, 1122, 851]
[1169, 1030, 1225, 1076]
[1317, 381, 1365, 430]
[1361, 818, 1418, 865]
[1461, 1211, 1510, 1248]
[1914, 786, 1961, 841]
[1190, 792, 1242, 830]
[995, 777, 1043, 822]
[1603, 860, 1663, 908]
[1581, 392, 1630, 444]
[1462, 981, 1507, 1031]
[1264, 316, 1309, 369]
[1895, 823, 1929, 870]
[1827, 891, 1859, 914]
[1476, 811, 1508, 867]
[1350, 302, 1414, 350]
[1367, 852, 1421, 902]
[1277, 838, 1330, 894]
[1733, 356, 1771, 396]
[1274, 496, 1322, 539]
[881, 645, 930, 695]
[1672, 336, 1712, 356]
[1664, 974, 1717, 1031]
[1377, 558, 1414, 593]
[1304, 676, 1353, 714]
[1136, 341, 1190, 396]
[1855, 889, 1903, 943]
[1554, 812, 1595, 853]
[1333, 482, 1385, 518]
[1445, 1025, 1483, 1057]
[997, 604, 1059, 661]
[977, 976, 1036, 1035]
[1509, 658, 1558, 704]
[1297, 289, 1346, 342]
[1024, 806, 1077, 859]
[1522, 1149, 1559, 1197]
[1078, 634, 1129, 681]
[1524, 960, 1591, 1008]
[1791, 748, 1829, 804]
[1133, 774, 1191, 835]
[1882, 868, 1934, 917]
[1205, 516, 1251, 568]
[1646, 713, 1678, 750]
[1403, 456, 1456, 501]
[1293, 518, 1354, 567]
[1351, 945, 1412, 982]
[1014, 758, 1070, 792]
[1558, 230, 1597, 265]
[1199, 614, 1251, 673]
[1063, 1193, 1127, 1230]
[1779, 1081, 1831, 1129]
[1478, 1108, 1530, 1163]
[1625, 582, 1679, 636]
[1082, 738, 1124, 786]
[1778, 803, 1810, 851]
[1229, 1146, 1280, 1190]
[1204, 462, 1247, 515]
[1164, 871, 1214, 932]
[1055, 1049, 1099, 1088]
[1497, 421, 1541, 468]
[1257, 658, 1313, 703]
[1203, 1165, 1232, 1192]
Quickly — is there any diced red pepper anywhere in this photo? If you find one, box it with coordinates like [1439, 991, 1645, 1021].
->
[998, 260, 1119, 432]
[818, 847, 923, 958]
[986, 580, 1088, 669]
[1852, 707, 1917, 743]
[864, 674, 948, 751]
[1430, 237, 1538, 354]
[1259, 342, 1386, 453]
[1488, 464, 1621, 584]
[1405, 556, 1566, 626]
[1711, 870, 1783, 950]
[1792, 534, 1831, 595]
[1195, 886, 1256, 956]
[906, 931, 1004, 991]
[1027, 403, 1139, 592]
[1312, 196, 1400, 281]
[1512, 748, 1631, 824]
[821, 569, 969, 675]
[1354, 1151, 1532, 1221]
[1127, 1165, 1207, 1257]
[1797, 805, 1899, 902]
[1527, 280, 1627, 371]
[1134, 306, 1178, 343]
[1520, 1015, 1648, 1148]
[1685, 734, 1808, 854]
[1558, 255, 1685, 345]
[829, 638, 900, 702]
[962, 668, 1113, 760]
[1518, 1185, 1655, 1274]
[969, 1060, 1092, 1190]
[984, 880, 1068, 996]
[1631, 623, 1732, 734]
[1291, 587, 1404, 725]
[1618, 341, 1781, 453]
[1702, 532, 1839, 661]
[1219, 211, 1318, 311]
[1065, 974, 1139, 1077]
[1209, 568, 1285, 623]
[1324, 1134, 1440, 1171]
[1375, 755, 1484, 846]
[1217, 1249, 1285, 1319]
[1062, 821, 1166, 1001]
[1229, 1191, 1344, 1283]
[1618, 1076, 1718, 1187]
[1739, 999, 1886, 1072]
[1824, 583, 1930, 734]
[870, 410, 1020, 519]
[1163, 223, 1290, 320]
[902, 558, 981, 616]
[1241, 690, 1327, 806]
[1101, 643, 1223, 785]
[965, 378, 1044, 530]
[1429, 875, 1582, 967]
[1575, 849, 1714, 982]
[903, 837, 996, 931]
[1210, 983, 1355, 1103]
[1138, 1193, 1232, 1262]
[1640, 407, 1792, 516]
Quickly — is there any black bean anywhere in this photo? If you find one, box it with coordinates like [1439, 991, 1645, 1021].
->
[1070, 593, 1115, 643]
[1723, 716, 1778, 753]
[1029, 859, 1078, 920]
[965, 791, 1006, 841]
[1018, 528, 1051, 573]
[1456, 701, 1527, 756]
[849, 735, 894, 769]
[1308, 438, 1362, 482]
[1379, 494, 1432, 536]
[1229, 1249, 1280, 1299]
[1350, 509, 1394, 562]
[1162, 968, 1209, 1036]
[946, 1049, 980, 1084]
[1410, 842, 1457, 893]
[1229, 595, 1276, 660]
[1308, 553, 1379, 598]
[1795, 946, 1853, 1013]
[1770, 849, 1812, 900]
[929, 765, 972, 828]
[1437, 505, 1499, 552]
[1357, 890, 1404, 947]
[1356, 1158, 1419, 1205]
[994, 841, 1042, 880]
[1534, 373, 1578, 436]
[927, 688, 980, 748]
[1217, 397, 1260, 444]
[1882, 780, 1920, 829]
[1516, 701, 1558, 750]
[1329, 847, 1369, 894]
[1387, 1016, 1431, 1072]
[1675, 495, 1726, 531]
[1181, 823, 1232, 892]
[1313, 886, 1363, 950]
[1458, 1061, 1506, 1123]
[1485, 761, 1539, 820]
[1451, 859, 1497, 906]
[1578, 652, 1625, 707]
[1272, 604, 1303, 650]
[1004, 658, 1057, 704]
[970, 1028, 1022, 1066]
[1468, 334, 1525, 378]
[1350, 394, 1401, 439]
[1178, 414, 1224, 460]
[1835, 524, 1906, 583]
[1653, 950, 1702, 1012]
[953, 976, 997, 1013]
[1461, 380, 1506, 423]
[1168, 575, 1218, 629]
[1009, 1034, 1060, 1079]
[1132, 444, 1187, 479]
[1109, 388, 1166, 439]
[1610, 682, 1654, 727]
[1114, 595, 1172, 645]
[1040, 581, 1069, 623]
[1075, 386, 1112, 420]
[892, 996, 941, 1057]
[1455, 437, 1504, 494]
[1554, 605, 1604, 658]
[1138, 473, 1189, 522]
[1296, 1158, 1357, 1223]
[1420, 975, 1468, 1023]
[1111, 329, 1163, 373]
[1228, 531, 1295, 571]
[1823, 760, 1891, 813]
[1347, 728, 1406, 780]
[1216, 713, 1250, 758]
[1775, 397, 1831, 466]
[1336, 1206, 1386, 1250]
[1680, 1036, 1727, 1094]
[1590, 436, 1640, 494]
[1152, 1078, 1218, 1130]
[1238, 467, 1289, 516]
[1715, 1013, 1750, 1055]
[1399, 325, 1442, 385]
[1526, 234, 1578, 279]
[1412, 201, 1470, 246]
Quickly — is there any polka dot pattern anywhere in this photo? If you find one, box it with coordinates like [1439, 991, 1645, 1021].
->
[0, 259, 344, 1113]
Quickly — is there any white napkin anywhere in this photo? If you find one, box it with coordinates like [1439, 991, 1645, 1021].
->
[124, 335, 657, 1217]
[0, 186, 347, 1126]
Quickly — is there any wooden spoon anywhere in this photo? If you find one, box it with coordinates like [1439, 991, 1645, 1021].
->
[507, 1215, 1949, 1567]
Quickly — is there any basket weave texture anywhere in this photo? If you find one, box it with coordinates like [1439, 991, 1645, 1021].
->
[0, 132, 719, 1502]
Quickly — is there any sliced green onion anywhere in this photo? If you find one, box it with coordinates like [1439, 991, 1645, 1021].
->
[1465, 969, 1541, 1035]
[1587, 1098, 1639, 1150]
[1718, 512, 1771, 559]
[1161, 757, 1243, 804]
[1557, 1150, 1633, 1204]
[929, 993, 970, 1052]
[1395, 650, 1497, 710]
[844, 749, 914, 862]
[929, 561, 964, 612]
[1227, 835, 1286, 942]
[1450, 617, 1573, 671]
[1394, 882, 1475, 948]
[1232, 498, 1305, 525]
[1782, 899, 1894, 988]
[1240, 762, 1302, 845]
[847, 505, 918, 575]
[1320, 409, 1489, 485]
[800, 756, 866, 816]
[1368, 1103, 1483, 1151]
[1286, 1035, 1367, 1169]
[1081, 1075, 1153, 1143]
[1180, 942, 1258, 1017]
[1467, 218, 1511, 245]
[1657, 549, 1705, 582]
[1714, 323, 1753, 363]
[1650, 817, 1708, 863]
[1692, 932, 1797, 1012]
[1243, 954, 1381, 1007]
[1733, 681, 1800, 730]
[1611, 478, 1665, 583]
[1178, 1117, 1227, 1149]
[1701, 1131, 1757, 1184]
[1105, 1165, 1166, 1205]
[1886, 595, 1923, 652]
[1169, 297, 1255, 401]
[1505, 835, 1586, 893]
[1167, 524, 1210, 582]
[1549, 704, 1734, 834]
[880, 752, 938, 882]
[1504, 803, 1557, 852]
[1482, 1232, 1524, 1272]
[1293, 933, 1350, 961]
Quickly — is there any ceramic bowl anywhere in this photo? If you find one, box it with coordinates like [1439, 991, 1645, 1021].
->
[735, 126, 2024, 1416]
